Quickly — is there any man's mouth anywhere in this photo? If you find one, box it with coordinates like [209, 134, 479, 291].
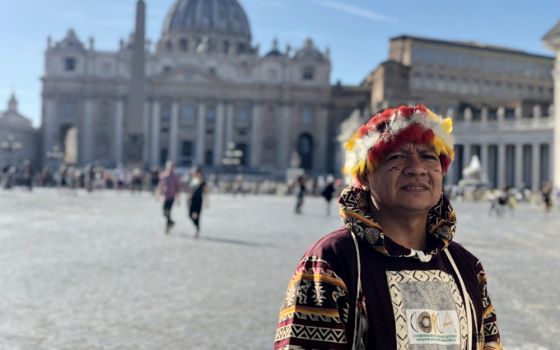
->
[401, 184, 429, 191]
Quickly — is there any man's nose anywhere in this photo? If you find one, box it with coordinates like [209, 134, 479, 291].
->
[403, 157, 427, 176]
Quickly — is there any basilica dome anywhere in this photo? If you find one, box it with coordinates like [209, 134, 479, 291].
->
[162, 0, 251, 41]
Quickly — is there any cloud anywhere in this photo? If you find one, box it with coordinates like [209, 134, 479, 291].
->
[306, 0, 397, 23]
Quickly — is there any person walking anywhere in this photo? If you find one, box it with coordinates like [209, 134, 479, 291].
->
[275, 105, 502, 349]
[542, 181, 553, 217]
[321, 175, 337, 216]
[187, 166, 208, 238]
[158, 161, 181, 234]
[294, 175, 307, 214]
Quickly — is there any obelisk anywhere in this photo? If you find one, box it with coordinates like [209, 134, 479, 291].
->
[125, 0, 146, 164]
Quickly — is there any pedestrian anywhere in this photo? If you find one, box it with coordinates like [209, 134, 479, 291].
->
[131, 167, 143, 193]
[275, 105, 502, 349]
[186, 166, 208, 238]
[294, 175, 306, 214]
[542, 181, 553, 217]
[321, 174, 336, 216]
[157, 161, 181, 234]
[149, 166, 160, 193]
[488, 188, 507, 217]
[22, 160, 34, 191]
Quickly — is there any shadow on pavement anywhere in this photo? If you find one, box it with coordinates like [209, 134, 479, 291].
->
[169, 232, 275, 247]
[199, 235, 275, 247]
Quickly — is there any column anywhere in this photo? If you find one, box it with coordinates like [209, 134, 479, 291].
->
[279, 104, 292, 169]
[43, 98, 57, 166]
[114, 99, 124, 165]
[213, 102, 226, 166]
[81, 99, 95, 164]
[169, 101, 179, 163]
[225, 103, 235, 147]
[498, 143, 506, 189]
[555, 66, 560, 188]
[250, 103, 263, 167]
[195, 102, 206, 165]
[480, 107, 488, 124]
[142, 101, 150, 165]
[463, 143, 471, 168]
[532, 143, 540, 191]
[315, 106, 329, 173]
[480, 144, 489, 183]
[515, 143, 523, 189]
[151, 101, 160, 166]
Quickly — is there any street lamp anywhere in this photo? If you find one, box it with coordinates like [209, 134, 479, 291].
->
[0, 133, 23, 165]
[221, 142, 243, 166]
[46, 145, 65, 167]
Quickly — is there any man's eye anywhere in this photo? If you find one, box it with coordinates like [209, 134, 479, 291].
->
[387, 154, 404, 160]
[423, 154, 438, 160]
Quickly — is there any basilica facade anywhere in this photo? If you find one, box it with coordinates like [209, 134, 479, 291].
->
[41, 0, 340, 178]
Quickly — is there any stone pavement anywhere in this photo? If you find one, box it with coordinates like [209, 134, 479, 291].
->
[0, 188, 558, 349]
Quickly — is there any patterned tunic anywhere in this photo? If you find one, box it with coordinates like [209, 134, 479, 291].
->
[275, 187, 502, 350]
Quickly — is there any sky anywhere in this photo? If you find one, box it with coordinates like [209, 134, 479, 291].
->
[0, 0, 559, 127]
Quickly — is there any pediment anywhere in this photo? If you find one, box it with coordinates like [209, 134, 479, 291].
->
[543, 20, 560, 51]
[0, 112, 33, 129]
[153, 65, 223, 85]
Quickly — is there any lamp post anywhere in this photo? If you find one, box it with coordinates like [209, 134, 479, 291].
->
[46, 145, 65, 168]
[221, 142, 243, 167]
[0, 133, 23, 166]
[46, 145, 65, 187]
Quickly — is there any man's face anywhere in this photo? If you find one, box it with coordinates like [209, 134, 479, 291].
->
[366, 142, 443, 215]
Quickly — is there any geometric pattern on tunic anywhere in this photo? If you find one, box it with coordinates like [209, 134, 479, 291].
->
[275, 324, 347, 344]
[387, 270, 468, 350]
[275, 256, 350, 349]
[475, 260, 502, 348]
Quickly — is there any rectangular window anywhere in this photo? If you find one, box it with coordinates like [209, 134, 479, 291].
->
[206, 105, 216, 124]
[301, 105, 314, 125]
[160, 149, 168, 166]
[302, 67, 314, 81]
[205, 150, 213, 165]
[62, 101, 76, 119]
[181, 141, 193, 157]
[161, 103, 172, 121]
[236, 104, 251, 124]
[181, 102, 196, 124]
[180, 141, 194, 166]
[64, 57, 76, 71]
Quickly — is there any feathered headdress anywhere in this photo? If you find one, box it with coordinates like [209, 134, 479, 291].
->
[343, 105, 455, 185]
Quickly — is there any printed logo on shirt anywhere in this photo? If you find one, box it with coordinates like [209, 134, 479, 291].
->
[406, 309, 460, 345]
[387, 270, 467, 350]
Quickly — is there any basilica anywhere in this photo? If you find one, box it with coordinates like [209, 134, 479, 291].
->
[40, 0, 367, 178]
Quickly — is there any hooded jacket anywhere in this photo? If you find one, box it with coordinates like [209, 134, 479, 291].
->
[274, 186, 502, 350]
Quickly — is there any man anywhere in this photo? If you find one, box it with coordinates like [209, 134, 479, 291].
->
[158, 161, 181, 233]
[274, 105, 502, 349]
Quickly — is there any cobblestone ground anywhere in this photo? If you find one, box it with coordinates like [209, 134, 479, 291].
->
[0, 188, 558, 349]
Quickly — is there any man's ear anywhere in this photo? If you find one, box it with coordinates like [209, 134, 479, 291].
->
[357, 170, 370, 191]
